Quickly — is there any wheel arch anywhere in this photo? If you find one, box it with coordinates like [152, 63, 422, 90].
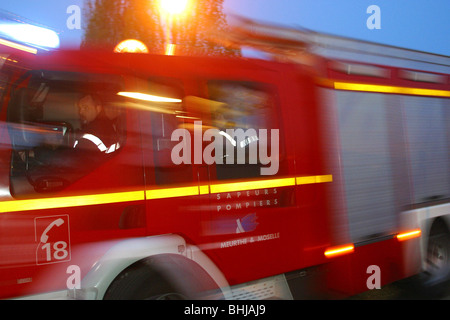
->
[71, 234, 230, 300]
[424, 216, 450, 237]
[103, 253, 224, 299]
[399, 204, 450, 277]
[420, 214, 450, 264]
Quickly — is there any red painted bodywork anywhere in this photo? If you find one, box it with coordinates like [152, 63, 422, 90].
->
[0, 47, 447, 299]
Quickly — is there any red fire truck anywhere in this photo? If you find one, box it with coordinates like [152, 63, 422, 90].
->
[0, 22, 449, 300]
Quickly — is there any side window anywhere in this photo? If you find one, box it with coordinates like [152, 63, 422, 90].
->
[207, 80, 283, 179]
[8, 71, 125, 197]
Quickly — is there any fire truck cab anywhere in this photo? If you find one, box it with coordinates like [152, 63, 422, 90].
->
[0, 44, 334, 299]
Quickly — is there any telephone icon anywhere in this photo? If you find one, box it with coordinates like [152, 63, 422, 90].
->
[40, 218, 64, 243]
[35, 215, 70, 265]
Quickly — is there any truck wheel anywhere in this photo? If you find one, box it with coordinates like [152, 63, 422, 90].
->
[104, 263, 185, 300]
[424, 222, 450, 284]
[416, 220, 450, 298]
[103, 254, 221, 300]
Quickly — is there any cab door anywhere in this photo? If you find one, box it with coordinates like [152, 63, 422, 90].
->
[188, 70, 299, 285]
[132, 74, 212, 243]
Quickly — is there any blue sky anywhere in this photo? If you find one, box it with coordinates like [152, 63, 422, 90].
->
[1, 0, 449, 55]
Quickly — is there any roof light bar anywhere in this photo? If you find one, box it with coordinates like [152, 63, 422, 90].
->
[0, 23, 59, 49]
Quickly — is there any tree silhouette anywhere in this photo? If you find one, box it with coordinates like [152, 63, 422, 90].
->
[82, 0, 240, 56]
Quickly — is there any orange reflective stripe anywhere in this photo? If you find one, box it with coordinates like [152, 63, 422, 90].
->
[0, 190, 145, 213]
[0, 174, 332, 212]
[334, 81, 450, 97]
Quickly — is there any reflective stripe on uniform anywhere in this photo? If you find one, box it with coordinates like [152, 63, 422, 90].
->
[73, 133, 120, 154]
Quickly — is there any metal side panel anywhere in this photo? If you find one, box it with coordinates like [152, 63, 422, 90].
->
[229, 274, 293, 300]
[402, 96, 450, 204]
[334, 91, 398, 242]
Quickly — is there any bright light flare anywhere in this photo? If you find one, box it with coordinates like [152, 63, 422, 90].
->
[117, 91, 182, 103]
[114, 39, 148, 53]
[165, 43, 176, 55]
[159, 0, 190, 15]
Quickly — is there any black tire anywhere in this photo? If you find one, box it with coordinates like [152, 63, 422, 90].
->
[103, 254, 222, 300]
